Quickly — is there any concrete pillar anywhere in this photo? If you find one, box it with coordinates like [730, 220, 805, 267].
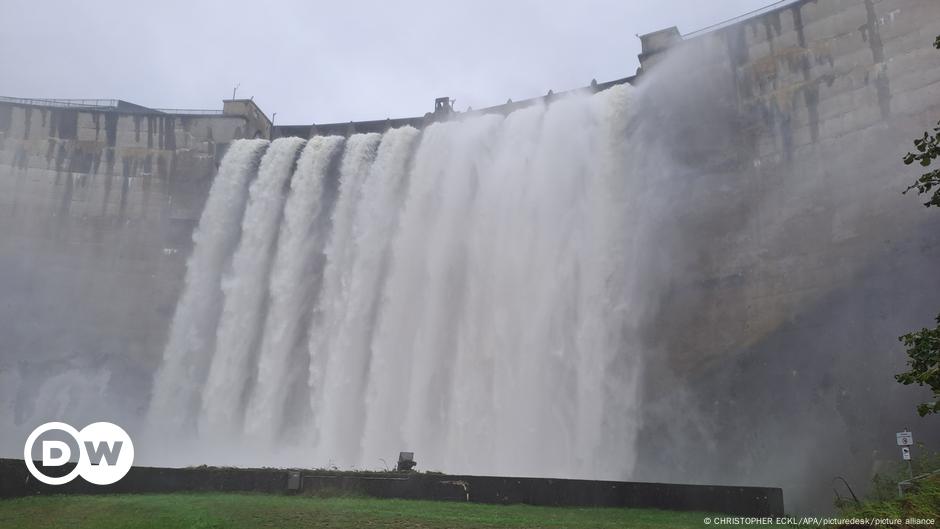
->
[637, 26, 682, 75]
[222, 99, 272, 139]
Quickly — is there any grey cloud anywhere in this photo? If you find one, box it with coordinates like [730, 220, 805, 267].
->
[1, 0, 773, 123]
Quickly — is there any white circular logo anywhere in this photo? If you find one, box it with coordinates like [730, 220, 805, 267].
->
[24, 421, 135, 486]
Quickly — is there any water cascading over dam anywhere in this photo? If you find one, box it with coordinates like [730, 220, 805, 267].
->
[147, 84, 646, 477]
[4, 0, 940, 512]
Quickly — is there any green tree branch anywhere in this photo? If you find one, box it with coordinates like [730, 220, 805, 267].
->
[896, 314, 940, 416]
[903, 122, 940, 208]
[896, 35, 940, 416]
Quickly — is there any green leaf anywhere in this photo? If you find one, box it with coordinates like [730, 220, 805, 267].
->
[896, 313, 940, 415]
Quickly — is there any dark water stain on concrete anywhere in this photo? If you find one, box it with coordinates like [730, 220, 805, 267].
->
[777, 101, 794, 162]
[163, 117, 176, 151]
[119, 156, 132, 217]
[169, 152, 178, 182]
[142, 155, 153, 213]
[792, 6, 820, 142]
[44, 138, 55, 166]
[101, 167, 113, 217]
[762, 18, 780, 92]
[54, 143, 68, 178]
[0, 105, 12, 133]
[863, 0, 891, 119]
[53, 110, 78, 139]
[23, 108, 32, 140]
[120, 173, 130, 218]
[156, 154, 168, 179]
[68, 146, 94, 175]
[57, 172, 73, 219]
[804, 85, 820, 143]
[105, 114, 119, 148]
[105, 147, 116, 176]
[14, 146, 28, 170]
[725, 25, 752, 100]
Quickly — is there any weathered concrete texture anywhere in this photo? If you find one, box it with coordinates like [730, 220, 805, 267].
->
[630, 0, 940, 512]
[0, 459, 784, 517]
[0, 104, 247, 183]
[223, 99, 272, 139]
[0, 103, 254, 439]
[627, 0, 940, 375]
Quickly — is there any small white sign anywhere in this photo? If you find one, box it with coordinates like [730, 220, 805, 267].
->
[901, 446, 911, 461]
[897, 431, 914, 446]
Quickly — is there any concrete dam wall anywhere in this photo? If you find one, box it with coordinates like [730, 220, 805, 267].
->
[0, 98, 271, 431]
[626, 0, 940, 511]
[2, 0, 940, 514]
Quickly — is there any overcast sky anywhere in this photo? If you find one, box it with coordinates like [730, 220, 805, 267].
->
[1, 0, 777, 124]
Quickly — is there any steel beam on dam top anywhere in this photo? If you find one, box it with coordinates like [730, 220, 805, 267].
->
[0, 458, 785, 517]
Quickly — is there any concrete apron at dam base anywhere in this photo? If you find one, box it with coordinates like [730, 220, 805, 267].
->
[0, 458, 784, 517]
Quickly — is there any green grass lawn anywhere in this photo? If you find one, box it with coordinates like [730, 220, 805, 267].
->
[0, 492, 778, 529]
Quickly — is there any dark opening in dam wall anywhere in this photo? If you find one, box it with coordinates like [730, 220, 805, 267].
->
[2, 0, 940, 515]
[0, 459, 784, 517]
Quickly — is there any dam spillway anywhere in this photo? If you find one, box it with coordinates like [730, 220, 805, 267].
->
[1, 0, 940, 513]
[149, 84, 643, 478]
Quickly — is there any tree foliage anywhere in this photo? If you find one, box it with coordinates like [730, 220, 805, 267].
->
[903, 122, 940, 208]
[895, 35, 940, 416]
[897, 316, 940, 416]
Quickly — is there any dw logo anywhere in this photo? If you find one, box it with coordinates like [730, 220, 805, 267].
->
[23, 422, 135, 485]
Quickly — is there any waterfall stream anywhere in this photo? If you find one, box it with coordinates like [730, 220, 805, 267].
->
[149, 84, 643, 479]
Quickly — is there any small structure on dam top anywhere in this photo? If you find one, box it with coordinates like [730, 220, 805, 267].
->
[433, 97, 455, 118]
[396, 451, 418, 472]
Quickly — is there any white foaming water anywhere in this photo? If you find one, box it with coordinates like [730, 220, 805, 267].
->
[199, 137, 306, 436]
[359, 114, 503, 467]
[243, 136, 345, 439]
[153, 85, 645, 479]
[148, 139, 269, 433]
[301, 133, 382, 458]
[311, 127, 420, 467]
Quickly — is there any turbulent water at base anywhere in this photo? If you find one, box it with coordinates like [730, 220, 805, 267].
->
[148, 84, 646, 479]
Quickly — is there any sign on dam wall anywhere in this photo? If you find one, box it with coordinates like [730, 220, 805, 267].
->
[0, 0, 939, 514]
